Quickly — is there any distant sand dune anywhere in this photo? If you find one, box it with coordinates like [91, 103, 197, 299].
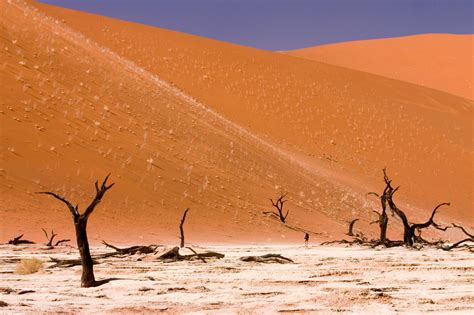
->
[286, 34, 474, 100]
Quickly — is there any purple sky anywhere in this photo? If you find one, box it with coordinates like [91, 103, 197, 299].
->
[39, 0, 473, 50]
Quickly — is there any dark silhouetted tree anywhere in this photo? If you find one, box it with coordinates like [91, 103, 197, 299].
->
[38, 174, 114, 287]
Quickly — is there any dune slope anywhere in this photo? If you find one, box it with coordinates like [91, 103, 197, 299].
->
[286, 34, 474, 100]
[1, 0, 371, 244]
[1, 1, 472, 244]
[32, 2, 473, 221]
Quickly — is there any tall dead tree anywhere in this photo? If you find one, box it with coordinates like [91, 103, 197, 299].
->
[37, 174, 114, 287]
[382, 170, 449, 247]
[266, 192, 290, 223]
[179, 208, 189, 248]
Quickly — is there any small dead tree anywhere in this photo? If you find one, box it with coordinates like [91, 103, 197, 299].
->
[179, 208, 189, 248]
[264, 192, 289, 223]
[37, 174, 114, 287]
[42, 228, 70, 248]
[346, 219, 359, 237]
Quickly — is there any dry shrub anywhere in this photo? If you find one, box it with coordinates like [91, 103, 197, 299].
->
[15, 258, 43, 275]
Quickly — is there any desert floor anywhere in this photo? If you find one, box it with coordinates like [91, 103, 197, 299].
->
[0, 243, 473, 314]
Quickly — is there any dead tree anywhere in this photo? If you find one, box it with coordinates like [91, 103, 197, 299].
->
[8, 234, 34, 245]
[179, 208, 189, 248]
[37, 174, 114, 287]
[42, 228, 70, 248]
[382, 170, 449, 247]
[264, 192, 289, 223]
[346, 219, 359, 237]
[42, 228, 57, 247]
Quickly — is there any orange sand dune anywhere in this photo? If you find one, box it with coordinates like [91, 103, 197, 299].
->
[0, 0, 361, 244]
[286, 34, 474, 100]
[33, 3, 473, 216]
[1, 1, 472, 244]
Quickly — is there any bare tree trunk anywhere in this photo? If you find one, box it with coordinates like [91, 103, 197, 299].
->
[179, 208, 189, 248]
[346, 219, 359, 236]
[368, 174, 391, 244]
[75, 217, 95, 287]
[379, 213, 388, 243]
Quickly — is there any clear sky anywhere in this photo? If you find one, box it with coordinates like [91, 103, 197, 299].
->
[39, 0, 473, 50]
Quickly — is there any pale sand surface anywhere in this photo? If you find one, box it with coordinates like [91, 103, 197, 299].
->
[0, 244, 472, 314]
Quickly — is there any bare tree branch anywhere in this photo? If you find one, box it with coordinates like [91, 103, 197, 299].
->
[36, 192, 79, 218]
[83, 174, 114, 219]
[452, 223, 474, 238]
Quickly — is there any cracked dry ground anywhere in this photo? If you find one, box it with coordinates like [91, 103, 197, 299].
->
[0, 244, 473, 314]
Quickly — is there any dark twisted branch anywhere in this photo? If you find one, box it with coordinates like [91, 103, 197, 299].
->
[442, 223, 474, 251]
[36, 191, 79, 219]
[383, 170, 450, 247]
[83, 174, 114, 219]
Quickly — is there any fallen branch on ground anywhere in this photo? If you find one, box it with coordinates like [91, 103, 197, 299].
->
[240, 254, 294, 264]
[8, 234, 35, 245]
[157, 246, 224, 262]
[48, 257, 100, 268]
[99, 241, 158, 257]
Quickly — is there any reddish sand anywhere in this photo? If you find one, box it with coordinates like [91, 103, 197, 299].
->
[286, 34, 474, 100]
[1, 1, 472, 245]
